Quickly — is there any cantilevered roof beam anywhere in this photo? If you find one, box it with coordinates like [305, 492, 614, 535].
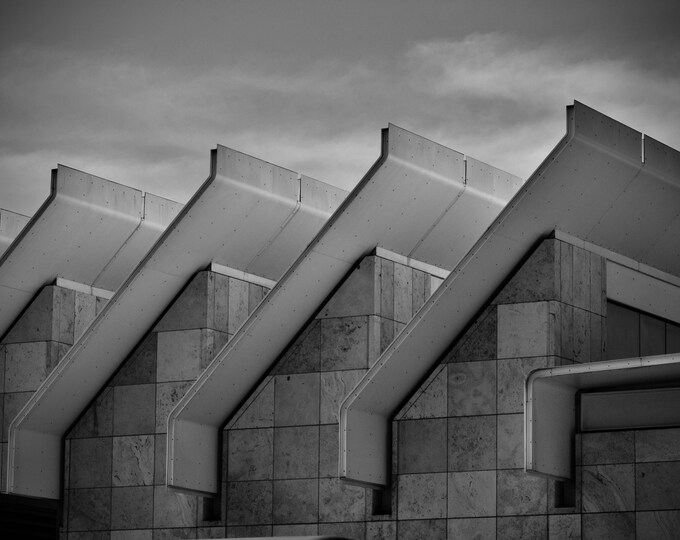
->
[526, 355, 680, 480]
[340, 101, 680, 488]
[167, 124, 522, 496]
[0, 167, 182, 339]
[0, 209, 30, 258]
[7, 147, 345, 499]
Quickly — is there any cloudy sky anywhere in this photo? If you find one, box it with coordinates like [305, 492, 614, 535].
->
[2, 0, 679, 216]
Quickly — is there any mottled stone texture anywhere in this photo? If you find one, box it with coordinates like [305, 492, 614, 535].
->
[225, 254, 442, 536]
[1, 284, 105, 492]
[394, 236, 680, 539]
[62, 271, 268, 536]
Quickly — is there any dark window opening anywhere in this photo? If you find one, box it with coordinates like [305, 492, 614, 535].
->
[554, 478, 576, 508]
[372, 486, 392, 515]
[606, 301, 680, 360]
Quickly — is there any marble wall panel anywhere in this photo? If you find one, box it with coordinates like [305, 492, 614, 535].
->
[4, 341, 55, 392]
[447, 517, 496, 540]
[70, 437, 112, 488]
[228, 278, 249, 335]
[497, 357, 549, 414]
[273, 373, 319, 427]
[497, 515, 547, 540]
[155, 381, 191, 433]
[320, 317, 368, 371]
[636, 510, 680, 540]
[581, 431, 634, 465]
[153, 272, 210, 333]
[398, 418, 447, 474]
[582, 512, 634, 540]
[226, 480, 272, 526]
[397, 519, 446, 540]
[319, 522, 365, 539]
[397, 473, 447, 519]
[156, 329, 203, 383]
[366, 521, 396, 540]
[494, 239, 558, 305]
[272, 478, 318, 524]
[318, 477, 365, 522]
[549, 514, 581, 540]
[447, 307, 497, 363]
[320, 370, 364, 424]
[379, 259, 394, 321]
[448, 415, 496, 472]
[318, 424, 338, 478]
[110, 529, 153, 539]
[69, 487, 111, 531]
[636, 462, 680, 510]
[111, 334, 157, 386]
[448, 470, 496, 518]
[448, 361, 496, 416]
[152, 486, 197, 528]
[496, 414, 523, 470]
[113, 384, 155, 436]
[275, 321, 320, 374]
[227, 428, 273, 481]
[229, 379, 274, 430]
[582, 464, 635, 513]
[112, 435, 154, 486]
[497, 302, 551, 359]
[496, 469, 548, 515]
[393, 263, 413, 324]
[273, 425, 318, 479]
[318, 256, 378, 319]
[399, 365, 447, 420]
[111, 486, 153, 529]
[1, 287, 54, 344]
[635, 428, 680, 462]
[69, 387, 113, 438]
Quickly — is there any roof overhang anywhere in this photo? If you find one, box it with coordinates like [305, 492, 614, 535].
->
[7, 147, 345, 499]
[0, 209, 30, 259]
[526, 354, 680, 480]
[167, 124, 522, 496]
[0, 167, 182, 339]
[339, 101, 680, 488]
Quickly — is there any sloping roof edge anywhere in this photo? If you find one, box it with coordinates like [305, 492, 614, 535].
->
[167, 124, 521, 495]
[339, 101, 680, 487]
[7, 146, 345, 499]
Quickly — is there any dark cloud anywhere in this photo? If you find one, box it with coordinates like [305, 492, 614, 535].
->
[1, 2, 679, 215]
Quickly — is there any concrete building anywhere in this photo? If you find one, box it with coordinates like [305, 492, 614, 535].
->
[1, 102, 679, 539]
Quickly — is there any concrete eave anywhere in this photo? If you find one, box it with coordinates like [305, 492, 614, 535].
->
[0, 167, 182, 340]
[167, 124, 522, 496]
[339, 101, 680, 488]
[7, 146, 346, 499]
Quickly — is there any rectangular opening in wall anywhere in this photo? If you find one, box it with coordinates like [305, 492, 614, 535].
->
[372, 486, 392, 515]
[554, 478, 575, 508]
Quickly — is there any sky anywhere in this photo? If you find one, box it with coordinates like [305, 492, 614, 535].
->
[1, 0, 679, 216]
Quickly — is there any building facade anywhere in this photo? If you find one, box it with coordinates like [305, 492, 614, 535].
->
[1, 102, 679, 539]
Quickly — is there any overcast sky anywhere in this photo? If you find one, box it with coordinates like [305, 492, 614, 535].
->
[2, 0, 679, 216]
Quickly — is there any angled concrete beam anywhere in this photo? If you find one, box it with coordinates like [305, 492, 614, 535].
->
[0, 167, 182, 339]
[0, 209, 30, 258]
[167, 124, 522, 496]
[7, 147, 345, 499]
[340, 101, 680, 488]
[526, 354, 680, 479]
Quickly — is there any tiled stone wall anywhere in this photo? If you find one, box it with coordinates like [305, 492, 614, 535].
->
[579, 428, 680, 540]
[223, 255, 443, 538]
[393, 237, 610, 539]
[1, 284, 105, 492]
[62, 271, 269, 539]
